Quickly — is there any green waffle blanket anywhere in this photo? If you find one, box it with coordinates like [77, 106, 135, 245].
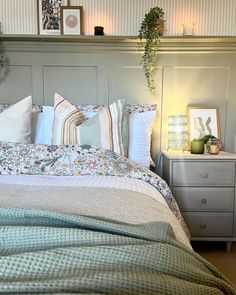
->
[0, 207, 235, 294]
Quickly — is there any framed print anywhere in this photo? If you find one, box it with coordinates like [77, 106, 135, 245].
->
[60, 6, 84, 35]
[187, 106, 220, 143]
[37, 0, 70, 35]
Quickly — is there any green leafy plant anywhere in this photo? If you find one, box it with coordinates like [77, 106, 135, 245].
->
[138, 6, 165, 93]
[201, 134, 217, 144]
[0, 23, 9, 83]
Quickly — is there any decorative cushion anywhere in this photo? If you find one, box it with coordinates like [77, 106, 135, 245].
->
[52, 93, 86, 145]
[77, 99, 128, 156]
[0, 96, 32, 143]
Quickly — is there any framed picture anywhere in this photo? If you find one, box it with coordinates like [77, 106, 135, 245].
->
[187, 106, 220, 143]
[60, 6, 84, 35]
[37, 0, 70, 35]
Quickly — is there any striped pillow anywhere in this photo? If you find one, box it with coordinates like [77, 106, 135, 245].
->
[52, 93, 86, 145]
[77, 99, 128, 156]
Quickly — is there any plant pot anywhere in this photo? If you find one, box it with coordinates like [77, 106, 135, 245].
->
[158, 19, 164, 36]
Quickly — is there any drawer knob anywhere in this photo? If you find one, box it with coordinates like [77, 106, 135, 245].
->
[200, 223, 207, 230]
[201, 172, 209, 179]
[201, 198, 208, 204]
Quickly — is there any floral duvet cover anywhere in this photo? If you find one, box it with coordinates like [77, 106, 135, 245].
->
[0, 142, 188, 234]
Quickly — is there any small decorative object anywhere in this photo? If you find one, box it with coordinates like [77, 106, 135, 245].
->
[0, 23, 9, 83]
[94, 26, 104, 36]
[206, 138, 221, 154]
[138, 6, 165, 93]
[37, 0, 70, 35]
[168, 115, 187, 151]
[60, 6, 84, 35]
[190, 139, 204, 154]
[183, 23, 194, 36]
[187, 106, 220, 146]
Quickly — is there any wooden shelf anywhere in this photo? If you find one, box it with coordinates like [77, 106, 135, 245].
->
[1, 35, 236, 53]
[1, 34, 236, 43]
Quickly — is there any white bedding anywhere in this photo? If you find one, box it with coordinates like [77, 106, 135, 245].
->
[0, 175, 167, 206]
[0, 175, 191, 248]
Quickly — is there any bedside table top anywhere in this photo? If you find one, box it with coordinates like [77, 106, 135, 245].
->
[162, 150, 236, 160]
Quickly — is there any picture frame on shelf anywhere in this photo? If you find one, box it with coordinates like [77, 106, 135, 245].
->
[187, 106, 220, 144]
[37, 0, 70, 35]
[60, 6, 84, 35]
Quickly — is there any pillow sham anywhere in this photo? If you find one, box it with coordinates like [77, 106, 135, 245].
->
[0, 96, 32, 143]
[77, 99, 128, 156]
[128, 110, 156, 167]
[52, 93, 86, 145]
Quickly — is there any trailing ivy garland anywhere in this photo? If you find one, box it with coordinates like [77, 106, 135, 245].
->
[0, 23, 9, 83]
[138, 7, 165, 93]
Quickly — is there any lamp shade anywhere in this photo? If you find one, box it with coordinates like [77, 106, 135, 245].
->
[168, 115, 187, 150]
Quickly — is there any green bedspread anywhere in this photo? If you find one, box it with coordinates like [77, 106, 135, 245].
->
[0, 208, 235, 294]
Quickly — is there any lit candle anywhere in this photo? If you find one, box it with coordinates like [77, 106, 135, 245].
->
[183, 23, 194, 36]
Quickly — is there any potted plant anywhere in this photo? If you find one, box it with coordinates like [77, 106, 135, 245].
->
[201, 134, 221, 154]
[138, 6, 165, 93]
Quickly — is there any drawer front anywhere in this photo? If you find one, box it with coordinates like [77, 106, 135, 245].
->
[173, 161, 235, 186]
[173, 187, 234, 211]
[182, 212, 233, 237]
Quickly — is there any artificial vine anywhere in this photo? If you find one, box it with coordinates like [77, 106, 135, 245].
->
[138, 6, 165, 93]
[0, 23, 9, 83]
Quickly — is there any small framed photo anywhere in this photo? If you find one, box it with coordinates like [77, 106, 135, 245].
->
[187, 106, 220, 143]
[37, 0, 70, 35]
[60, 6, 84, 35]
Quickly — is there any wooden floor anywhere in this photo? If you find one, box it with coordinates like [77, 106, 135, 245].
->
[192, 241, 236, 286]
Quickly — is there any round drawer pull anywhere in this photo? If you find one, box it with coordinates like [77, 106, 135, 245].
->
[201, 172, 209, 179]
[201, 198, 208, 204]
[200, 223, 207, 230]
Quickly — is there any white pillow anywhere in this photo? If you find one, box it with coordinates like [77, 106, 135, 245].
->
[128, 111, 157, 168]
[34, 106, 54, 144]
[0, 96, 32, 143]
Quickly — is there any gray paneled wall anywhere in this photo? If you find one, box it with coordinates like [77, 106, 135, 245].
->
[0, 0, 236, 36]
[0, 40, 236, 162]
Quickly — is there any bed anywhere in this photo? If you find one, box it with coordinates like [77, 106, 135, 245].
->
[0, 96, 236, 294]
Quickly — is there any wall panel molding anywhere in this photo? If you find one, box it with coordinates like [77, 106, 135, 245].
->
[0, 39, 235, 160]
[0, 0, 236, 36]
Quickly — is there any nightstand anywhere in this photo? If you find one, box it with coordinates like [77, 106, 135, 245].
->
[162, 151, 236, 252]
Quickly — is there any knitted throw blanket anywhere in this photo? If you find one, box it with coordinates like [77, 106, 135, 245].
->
[0, 208, 235, 294]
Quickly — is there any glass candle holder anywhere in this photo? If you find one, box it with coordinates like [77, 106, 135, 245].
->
[183, 23, 194, 36]
[168, 115, 187, 151]
[94, 26, 104, 35]
[190, 139, 204, 154]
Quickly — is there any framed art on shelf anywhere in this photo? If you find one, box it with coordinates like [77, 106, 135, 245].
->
[187, 106, 220, 143]
[60, 6, 84, 35]
[37, 0, 70, 35]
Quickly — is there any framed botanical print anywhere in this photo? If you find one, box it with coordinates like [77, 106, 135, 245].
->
[60, 6, 84, 35]
[187, 106, 220, 143]
[37, 0, 70, 35]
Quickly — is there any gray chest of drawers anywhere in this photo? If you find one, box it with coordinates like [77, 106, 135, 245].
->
[162, 151, 236, 251]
